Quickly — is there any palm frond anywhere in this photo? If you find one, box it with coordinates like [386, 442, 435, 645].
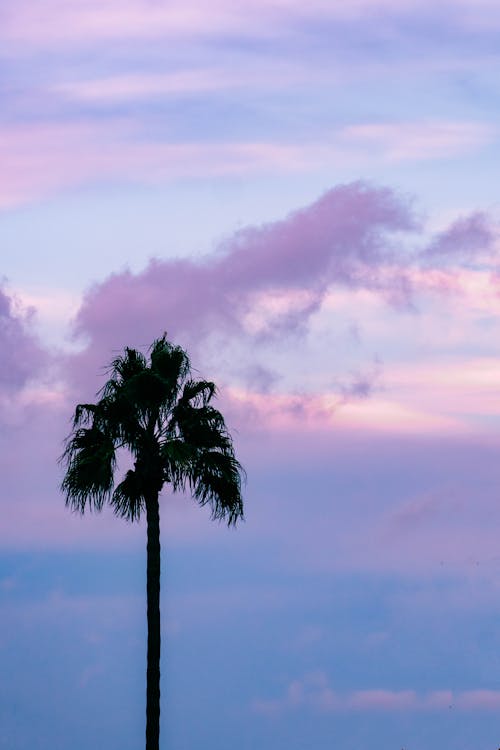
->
[160, 438, 196, 491]
[150, 337, 192, 420]
[180, 379, 216, 407]
[190, 451, 245, 526]
[150, 335, 190, 392]
[72, 403, 98, 428]
[61, 426, 116, 513]
[111, 469, 145, 521]
[170, 401, 231, 451]
[110, 347, 148, 384]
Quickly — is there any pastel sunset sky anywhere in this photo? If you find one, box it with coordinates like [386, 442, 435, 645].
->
[2, 2, 500, 749]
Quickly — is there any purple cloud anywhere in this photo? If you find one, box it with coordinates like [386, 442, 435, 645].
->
[65, 181, 500, 402]
[334, 361, 382, 404]
[0, 286, 46, 393]
[215, 181, 415, 288]
[422, 212, 496, 264]
[68, 182, 416, 388]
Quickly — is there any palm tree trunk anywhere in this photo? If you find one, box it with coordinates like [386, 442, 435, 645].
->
[146, 492, 161, 750]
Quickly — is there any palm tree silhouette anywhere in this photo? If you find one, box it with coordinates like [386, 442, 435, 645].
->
[60, 334, 244, 750]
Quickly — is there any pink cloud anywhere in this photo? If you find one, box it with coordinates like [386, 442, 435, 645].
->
[0, 0, 426, 47]
[456, 690, 500, 710]
[0, 123, 104, 209]
[224, 386, 469, 438]
[54, 65, 309, 102]
[5, 0, 500, 50]
[253, 673, 500, 714]
[2, 1, 249, 45]
[0, 122, 311, 210]
[348, 689, 417, 710]
[340, 120, 495, 162]
[3, 117, 498, 213]
[424, 690, 454, 709]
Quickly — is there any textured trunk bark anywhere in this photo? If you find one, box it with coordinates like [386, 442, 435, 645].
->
[146, 492, 161, 750]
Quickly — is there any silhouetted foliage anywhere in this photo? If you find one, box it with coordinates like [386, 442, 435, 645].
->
[60, 333, 245, 750]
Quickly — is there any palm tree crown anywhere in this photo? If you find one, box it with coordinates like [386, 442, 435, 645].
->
[61, 333, 244, 524]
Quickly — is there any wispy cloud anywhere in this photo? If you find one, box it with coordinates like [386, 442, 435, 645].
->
[225, 387, 467, 436]
[2, 117, 495, 210]
[5, 0, 500, 49]
[54, 65, 308, 102]
[253, 672, 500, 714]
[0, 0, 418, 47]
[0, 121, 316, 209]
[341, 120, 496, 162]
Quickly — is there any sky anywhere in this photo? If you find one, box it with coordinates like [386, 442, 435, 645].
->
[1, 1, 500, 748]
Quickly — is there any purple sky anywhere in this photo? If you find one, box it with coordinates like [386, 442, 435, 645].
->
[2, 2, 500, 749]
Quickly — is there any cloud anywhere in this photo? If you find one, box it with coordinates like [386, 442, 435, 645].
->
[53, 65, 308, 103]
[223, 385, 466, 437]
[1, 0, 269, 46]
[67, 182, 415, 387]
[64, 181, 500, 405]
[456, 690, 500, 710]
[422, 212, 497, 264]
[0, 286, 46, 394]
[0, 122, 312, 210]
[388, 487, 457, 531]
[2, 118, 497, 210]
[252, 672, 500, 714]
[0, 0, 421, 48]
[340, 120, 496, 162]
[5, 0, 500, 50]
[334, 361, 382, 403]
[1, 182, 499, 561]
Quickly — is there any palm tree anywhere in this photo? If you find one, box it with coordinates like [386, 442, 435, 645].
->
[60, 334, 244, 750]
